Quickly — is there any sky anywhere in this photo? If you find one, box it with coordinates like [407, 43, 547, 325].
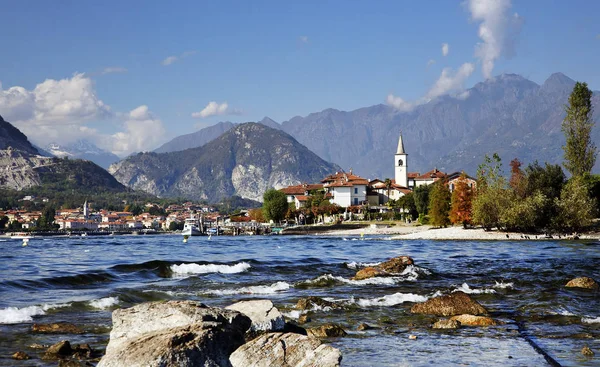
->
[1, 0, 599, 156]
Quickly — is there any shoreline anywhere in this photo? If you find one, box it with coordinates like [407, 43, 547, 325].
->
[317, 223, 600, 241]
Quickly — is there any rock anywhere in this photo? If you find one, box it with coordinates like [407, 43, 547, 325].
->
[566, 277, 599, 290]
[283, 322, 308, 335]
[229, 332, 342, 367]
[408, 335, 418, 340]
[12, 351, 30, 360]
[42, 340, 73, 360]
[72, 343, 94, 359]
[357, 323, 374, 331]
[32, 322, 84, 334]
[97, 300, 251, 367]
[410, 292, 488, 316]
[432, 319, 461, 329]
[296, 296, 342, 311]
[29, 343, 48, 349]
[353, 256, 414, 280]
[307, 323, 347, 338]
[298, 314, 311, 324]
[582, 346, 594, 356]
[226, 299, 285, 332]
[450, 314, 497, 327]
[58, 361, 94, 367]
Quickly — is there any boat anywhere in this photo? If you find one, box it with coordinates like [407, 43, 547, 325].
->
[10, 232, 33, 240]
[182, 214, 203, 237]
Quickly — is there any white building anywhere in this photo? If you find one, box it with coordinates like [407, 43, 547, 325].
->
[322, 170, 368, 207]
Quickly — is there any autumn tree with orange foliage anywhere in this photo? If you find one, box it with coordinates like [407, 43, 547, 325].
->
[509, 158, 527, 199]
[450, 173, 474, 228]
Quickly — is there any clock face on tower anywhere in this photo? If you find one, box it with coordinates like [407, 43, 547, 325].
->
[398, 159, 403, 167]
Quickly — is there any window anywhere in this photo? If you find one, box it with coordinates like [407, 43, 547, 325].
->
[354, 198, 358, 205]
[354, 187, 358, 194]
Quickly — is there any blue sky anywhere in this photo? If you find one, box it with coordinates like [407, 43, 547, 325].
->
[1, 0, 599, 155]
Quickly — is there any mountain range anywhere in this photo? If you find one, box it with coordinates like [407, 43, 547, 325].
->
[156, 72, 600, 179]
[109, 123, 341, 202]
[43, 140, 120, 169]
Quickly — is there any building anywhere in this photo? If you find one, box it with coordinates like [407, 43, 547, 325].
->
[321, 170, 369, 207]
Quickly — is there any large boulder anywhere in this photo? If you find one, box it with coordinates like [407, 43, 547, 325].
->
[410, 292, 488, 316]
[450, 314, 497, 327]
[229, 332, 342, 367]
[432, 319, 460, 329]
[353, 256, 414, 280]
[97, 300, 251, 367]
[226, 300, 285, 332]
[307, 323, 347, 338]
[566, 277, 599, 290]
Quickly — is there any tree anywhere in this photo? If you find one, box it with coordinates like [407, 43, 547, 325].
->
[249, 208, 266, 223]
[509, 158, 527, 199]
[525, 161, 566, 200]
[501, 192, 549, 232]
[450, 173, 474, 228]
[429, 179, 451, 227]
[553, 176, 597, 232]
[562, 82, 596, 177]
[262, 188, 288, 224]
[414, 185, 430, 216]
[472, 154, 510, 230]
[384, 178, 393, 202]
[396, 193, 418, 220]
[0, 216, 8, 229]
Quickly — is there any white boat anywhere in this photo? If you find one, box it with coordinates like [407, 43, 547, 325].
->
[182, 214, 203, 237]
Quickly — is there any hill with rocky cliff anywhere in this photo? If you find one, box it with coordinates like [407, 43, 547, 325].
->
[110, 123, 340, 202]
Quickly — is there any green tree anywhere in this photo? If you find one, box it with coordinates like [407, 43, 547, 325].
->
[472, 154, 509, 230]
[397, 193, 418, 220]
[384, 178, 393, 202]
[553, 176, 597, 232]
[525, 161, 566, 200]
[429, 180, 451, 227]
[263, 188, 289, 224]
[414, 185, 430, 215]
[562, 82, 596, 177]
[0, 216, 8, 229]
[502, 192, 549, 232]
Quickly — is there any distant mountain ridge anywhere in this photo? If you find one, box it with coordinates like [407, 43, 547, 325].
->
[153, 72, 600, 178]
[42, 139, 120, 169]
[110, 122, 340, 202]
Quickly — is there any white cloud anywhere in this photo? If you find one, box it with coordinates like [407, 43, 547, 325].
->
[386, 95, 415, 112]
[299, 36, 309, 43]
[425, 63, 475, 100]
[108, 105, 166, 156]
[466, 0, 522, 79]
[442, 43, 449, 56]
[0, 73, 111, 143]
[387, 63, 475, 111]
[101, 67, 127, 75]
[162, 51, 197, 66]
[427, 59, 436, 68]
[191, 101, 241, 119]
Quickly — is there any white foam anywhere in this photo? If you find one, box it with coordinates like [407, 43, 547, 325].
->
[89, 297, 119, 309]
[0, 303, 70, 324]
[301, 273, 400, 286]
[283, 310, 303, 319]
[493, 281, 514, 289]
[452, 283, 496, 294]
[171, 262, 251, 276]
[206, 281, 290, 295]
[355, 292, 428, 307]
[582, 317, 600, 324]
[345, 261, 381, 269]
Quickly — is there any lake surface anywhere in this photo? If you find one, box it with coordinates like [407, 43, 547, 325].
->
[0, 234, 599, 366]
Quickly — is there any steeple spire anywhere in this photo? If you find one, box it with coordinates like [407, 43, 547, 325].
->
[396, 131, 405, 154]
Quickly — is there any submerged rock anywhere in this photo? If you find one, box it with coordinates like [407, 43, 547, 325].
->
[12, 351, 30, 360]
[97, 300, 251, 367]
[565, 277, 599, 290]
[296, 296, 343, 311]
[450, 314, 497, 327]
[356, 323, 374, 331]
[307, 323, 347, 338]
[42, 340, 73, 360]
[582, 346, 594, 356]
[32, 322, 84, 334]
[353, 256, 414, 280]
[410, 292, 488, 316]
[298, 314, 311, 324]
[229, 332, 342, 367]
[432, 319, 461, 329]
[226, 299, 285, 332]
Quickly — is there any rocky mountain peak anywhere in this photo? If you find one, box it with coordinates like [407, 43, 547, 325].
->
[541, 72, 576, 93]
[0, 114, 39, 155]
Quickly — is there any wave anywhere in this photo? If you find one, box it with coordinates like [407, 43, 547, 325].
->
[299, 274, 400, 287]
[0, 303, 70, 324]
[452, 283, 497, 294]
[582, 317, 600, 324]
[205, 281, 290, 296]
[89, 297, 119, 309]
[170, 262, 251, 276]
[493, 281, 514, 289]
[345, 261, 381, 269]
[353, 292, 428, 307]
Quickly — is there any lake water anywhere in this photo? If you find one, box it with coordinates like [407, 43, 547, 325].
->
[0, 234, 599, 366]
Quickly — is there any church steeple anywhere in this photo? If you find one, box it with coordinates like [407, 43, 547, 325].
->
[394, 131, 408, 188]
[396, 132, 406, 154]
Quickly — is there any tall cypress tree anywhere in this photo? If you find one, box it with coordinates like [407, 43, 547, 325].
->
[562, 82, 596, 177]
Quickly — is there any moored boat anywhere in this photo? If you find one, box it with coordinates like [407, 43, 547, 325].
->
[182, 214, 203, 237]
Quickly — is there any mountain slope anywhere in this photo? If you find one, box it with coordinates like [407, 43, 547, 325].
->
[110, 122, 340, 202]
[154, 121, 235, 153]
[0, 114, 127, 192]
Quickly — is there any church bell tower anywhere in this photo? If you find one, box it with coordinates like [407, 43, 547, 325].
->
[394, 132, 408, 188]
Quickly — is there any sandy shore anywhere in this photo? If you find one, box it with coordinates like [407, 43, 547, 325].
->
[321, 223, 600, 240]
